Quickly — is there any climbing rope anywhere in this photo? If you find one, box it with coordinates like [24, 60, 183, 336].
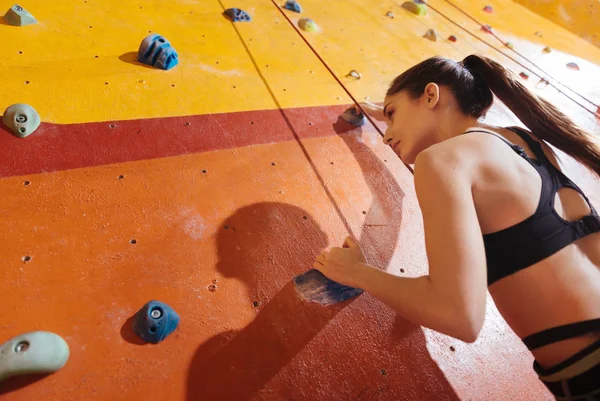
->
[268, 0, 415, 175]
[420, 0, 598, 116]
[439, 0, 599, 111]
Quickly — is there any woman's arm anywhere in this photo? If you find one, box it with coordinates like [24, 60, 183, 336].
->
[316, 143, 488, 342]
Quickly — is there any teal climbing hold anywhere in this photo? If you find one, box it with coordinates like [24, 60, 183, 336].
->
[3, 4, 37, 26]
[224, 8, 251, 22]
[132, 300, 180, 344]
[137, 34, 179, 70]
[283, 0, 302, 13]
[0, 331, 69, 382]
[2, 103, 41, 138]
[298, 18, 318, 32]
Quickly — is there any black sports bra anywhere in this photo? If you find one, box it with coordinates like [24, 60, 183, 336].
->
[464, 127, 600, 286]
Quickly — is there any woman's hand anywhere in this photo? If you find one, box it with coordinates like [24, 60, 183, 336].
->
[313, 236, 369, 288]
[355, 101, 385, 122]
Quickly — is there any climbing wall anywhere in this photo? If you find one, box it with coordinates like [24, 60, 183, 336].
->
[0, 0, 599, 400]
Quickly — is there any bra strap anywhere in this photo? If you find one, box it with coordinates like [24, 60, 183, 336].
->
[523, 318, 600, 350]
[506, 127, 547, 161]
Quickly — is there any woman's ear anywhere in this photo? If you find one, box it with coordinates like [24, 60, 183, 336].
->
[423, 82, 440, 109]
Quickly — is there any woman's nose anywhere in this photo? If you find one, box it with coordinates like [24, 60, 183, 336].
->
[383, 128, 393, 145]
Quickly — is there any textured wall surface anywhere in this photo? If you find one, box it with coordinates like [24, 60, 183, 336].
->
[512, 0, 599, 47]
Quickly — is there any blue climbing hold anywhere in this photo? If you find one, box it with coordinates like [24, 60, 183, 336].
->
[224, 8, 251, 22]
[340, 107, 366, 127]
[283, 0, 302, 13]
[132, 300, 180, 344]
[293, 269, 364, 305]
[137, 34, 178, 70]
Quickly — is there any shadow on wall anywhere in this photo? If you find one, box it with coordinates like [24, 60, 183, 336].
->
[186, 203, 459, 400]
[186, 117, 457, 400]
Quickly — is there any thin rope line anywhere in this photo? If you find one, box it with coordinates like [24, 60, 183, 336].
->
[422, 1, 598, 116]
[268, 0, 415, 175]
[440, 0, 599, 109]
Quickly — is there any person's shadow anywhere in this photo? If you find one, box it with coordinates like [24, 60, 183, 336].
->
[187, 118, 459, 400]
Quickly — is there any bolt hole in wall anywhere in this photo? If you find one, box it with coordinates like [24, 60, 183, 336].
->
[130, 239, 137, 245]
[23, 180, 30, 186]
[22, 255, 31, 263]
[14, 341, 29, 352]
[118, 175, 125, 180]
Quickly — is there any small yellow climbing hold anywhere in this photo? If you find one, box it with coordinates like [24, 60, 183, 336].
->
[298, 18, 318, 32]
[542, 46, 551, 53]
[402, 1, 427, 16]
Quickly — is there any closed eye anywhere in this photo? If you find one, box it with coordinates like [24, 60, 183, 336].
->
[386, 110, 394, 120]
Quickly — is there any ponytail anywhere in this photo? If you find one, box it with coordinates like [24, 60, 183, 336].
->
[462, 55, 600, 177]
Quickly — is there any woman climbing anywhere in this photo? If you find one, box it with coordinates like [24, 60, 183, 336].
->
[313, 54, 600, 400]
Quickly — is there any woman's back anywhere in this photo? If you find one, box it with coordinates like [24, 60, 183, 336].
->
[460, 125, 600, 368]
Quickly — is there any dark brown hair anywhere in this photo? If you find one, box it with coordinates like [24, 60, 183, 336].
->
[387, 54, 600, 176]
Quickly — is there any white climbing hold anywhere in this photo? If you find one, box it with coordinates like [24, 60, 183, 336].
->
[347, 70, 362, 79]
[0, 331, 70, 382]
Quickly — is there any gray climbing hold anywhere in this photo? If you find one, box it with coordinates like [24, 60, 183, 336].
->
[283, 0, 301, 13]
[340, 107, 366, 127]
[423, 29, 438, 41]
[402, 1, 427, 16]
[2, 103, 41, 138]
[386, 11, 394, 18]
[3, 4, 37, 26]
[298, 18, 318, 32]
[0, 331, 69, 382]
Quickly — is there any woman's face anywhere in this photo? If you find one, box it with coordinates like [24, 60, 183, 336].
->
[381, 85, 440, 164]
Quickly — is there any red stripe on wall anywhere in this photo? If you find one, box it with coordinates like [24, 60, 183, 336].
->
[0, 105, 359, 178]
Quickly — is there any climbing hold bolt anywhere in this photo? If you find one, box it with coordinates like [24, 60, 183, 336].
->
[3, 4, 37, 26]
[223, 8, 251, 22]
[298, 18, 318, 32]
[535, 31, 543, 37]
[566, 62, 580, 71]
[483, 5, 493, 13]
[542, 46, 551, 53]
[137, 34, 178, 70]
[340, 106, 366, 127]
[423, 29, 438, 41]
[132, 300, 180, 344]
[519, 72, 529, 80]
[0, 331, 69, 382]
[481, 24, 493, 33]
[283, 0, 301, 13]
[347, 70, 362, 79]
[2, 104, 41, 138]
[401, 1, 427, 16]
[448, 35, 457, 42]
[386, 11, 394, 18]
[505, 42, 514, 49]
